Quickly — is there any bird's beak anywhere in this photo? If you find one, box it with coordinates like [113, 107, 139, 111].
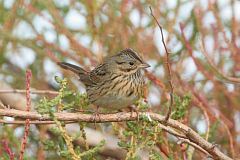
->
[140, 62, 150, 68]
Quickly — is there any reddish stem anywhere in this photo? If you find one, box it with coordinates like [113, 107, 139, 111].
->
[19, 70, 32, 160]
[1, 140, 15, 160]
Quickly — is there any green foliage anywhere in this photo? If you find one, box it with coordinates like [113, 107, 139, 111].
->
[36, 76, 89, 115]
[118, 115, 162, 160]
[42, 126, 74, 159]
[59, 150, 73, 160]
[0, 125, 20, 159]
[149, 151, 164, 160]
[80, 140, 105, 159]
[172, 94, 191, 120]
[136, 98, 150, 111]
[42, 128, 105, 160]
[36, 77, 104, 160]
[42, 139, 57, 150]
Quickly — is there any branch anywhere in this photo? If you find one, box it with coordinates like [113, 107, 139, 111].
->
[149, 6, 174, 121]
[0, 109, 232, 160]
[0, 89, 58, 95]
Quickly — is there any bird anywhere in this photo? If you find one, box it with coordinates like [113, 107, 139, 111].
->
[58, 48, 150, 112]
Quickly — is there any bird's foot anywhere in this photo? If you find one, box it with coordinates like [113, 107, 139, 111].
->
[129, 106, 139, 121]
[92, 106, 101, 129]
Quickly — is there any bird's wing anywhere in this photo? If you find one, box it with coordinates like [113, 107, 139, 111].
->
[89, 63, 109, 84]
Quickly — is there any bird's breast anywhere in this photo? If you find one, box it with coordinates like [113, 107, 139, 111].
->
[86, 72, 144, 110]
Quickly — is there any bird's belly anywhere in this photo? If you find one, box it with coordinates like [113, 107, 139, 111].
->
[93, 94, 138, 110]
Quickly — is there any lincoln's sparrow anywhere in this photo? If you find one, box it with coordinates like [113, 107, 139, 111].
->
[58, 48, 150, 110]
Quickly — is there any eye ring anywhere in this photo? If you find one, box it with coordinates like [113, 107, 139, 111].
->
[129, 62, 134, 65]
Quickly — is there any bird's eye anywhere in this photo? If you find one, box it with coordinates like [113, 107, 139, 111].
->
[129, 62, 134, 65]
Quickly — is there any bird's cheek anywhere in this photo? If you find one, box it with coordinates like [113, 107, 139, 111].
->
[118, 67, 130, 73]
[131, 65, 137, 70]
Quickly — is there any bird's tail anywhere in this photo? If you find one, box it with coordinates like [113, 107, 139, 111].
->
[57, 62, 87, 76]
[58, 62, 93, 86]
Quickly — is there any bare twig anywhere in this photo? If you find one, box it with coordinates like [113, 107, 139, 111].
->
[0, 109, 232, 160]
[145, 71, 165, 89]
[200, 43, 240, 84]
[0, 119, 74, 124]
[19, 70, 32, 160]
[177, 137, 208, 156]
[221, 119, 235, 158]
[0, 89, 59, 95]
[0, 100, 6, 109]
[149, 6, 174, 121]
[179, 23, 215, 82]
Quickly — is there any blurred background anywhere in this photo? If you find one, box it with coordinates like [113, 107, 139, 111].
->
[0, 0, 240, 159]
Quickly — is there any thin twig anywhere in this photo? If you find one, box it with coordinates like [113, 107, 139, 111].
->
[221, 119, 235, 158]
[179, 23, 214, 81]
[19, 70, 32, 160]
[0, 101, 6, 109]
[0, 89, 59, 95]
[200, 43, 240, 84]
[0, 119, 74, 124]
[145, 71, 165, 89]
[177, 138, 209, 157]
[149, 6, 174, 121]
